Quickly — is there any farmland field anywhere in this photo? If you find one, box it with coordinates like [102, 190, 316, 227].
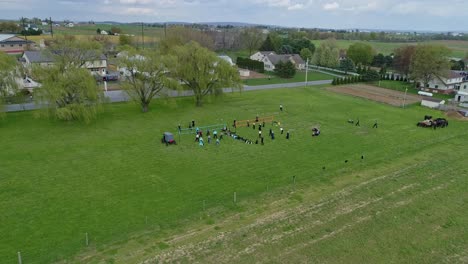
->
[242, 70, 334, 85]
[311, 39, 468, 58]
[1, 86, 467, 263]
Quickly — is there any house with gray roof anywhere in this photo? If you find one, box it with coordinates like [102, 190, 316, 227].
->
[22, 50, 108, 76]
[250, 51, 305, 72]
[0, 34, 35, 55]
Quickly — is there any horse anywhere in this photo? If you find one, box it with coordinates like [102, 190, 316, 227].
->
[433, 118, 448, 128]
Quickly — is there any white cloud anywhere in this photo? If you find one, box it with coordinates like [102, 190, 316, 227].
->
[288, 3, 304, 10]
[119, 0, 152, 4]
[323, 1, 339, 10]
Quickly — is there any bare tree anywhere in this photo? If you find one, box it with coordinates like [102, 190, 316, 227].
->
[240, 28, 264, 56]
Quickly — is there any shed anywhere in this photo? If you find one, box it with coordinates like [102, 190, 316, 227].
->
[421, 97, 445, 109]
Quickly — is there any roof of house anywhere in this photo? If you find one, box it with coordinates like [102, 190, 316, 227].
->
[448, 70, 463, 79]
[23, 51, 54, 63]
[0, 34, 15, 42]
[258, 51, 276, 56]
[266, 53, 305, 66]
[0, 34, 33, 44]
[24, 50, 106, 63]
[422, 97, 444, 103]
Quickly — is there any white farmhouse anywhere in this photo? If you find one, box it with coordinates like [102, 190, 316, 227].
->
[421, 70, 465, 94]
[249, 51, 305, 72]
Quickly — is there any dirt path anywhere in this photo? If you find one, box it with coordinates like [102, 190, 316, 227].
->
[328, 84, 423, 106]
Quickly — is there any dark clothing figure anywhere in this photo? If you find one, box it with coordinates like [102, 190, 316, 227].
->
[262, 121, 265, 127]
[255, 139, 258, 144]
[206, 130, 210, 136]
[253, 123, 256, 129]
[192, 120, 195, 127]
[280, 128, 284, 134]
[219, 134, 223, 140]
[271, 132, 275, 140]
[280, 104, 283, 112]
[256, 116, 259, 122]
[247, 121, 250, 127]
[258, 125, 262, 131]
[178, 125, 181, 132]
[269, 128, 273, 136]
[372, 121, 378, 128]
[261, 137, 264, 145]
[233, 120, 236, 128]
[286, 131, 290, 139]
[355, 119, 360, 126]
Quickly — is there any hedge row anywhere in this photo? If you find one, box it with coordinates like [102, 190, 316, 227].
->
[236, 57, 264, 73]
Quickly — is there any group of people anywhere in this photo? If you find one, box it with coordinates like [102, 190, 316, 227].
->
[194, 127, 221, 147]
[348, 119, 378, 128]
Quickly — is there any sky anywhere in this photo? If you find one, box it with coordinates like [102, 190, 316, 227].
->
[1, 0, 467, 31]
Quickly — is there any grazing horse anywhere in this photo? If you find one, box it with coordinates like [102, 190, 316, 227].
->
[433, 118, 448, 128]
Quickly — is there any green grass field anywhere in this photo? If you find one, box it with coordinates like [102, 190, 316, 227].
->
[242, 70, 333, 85]
[311, 39, 468, 58]
[1, 86, 467, 263]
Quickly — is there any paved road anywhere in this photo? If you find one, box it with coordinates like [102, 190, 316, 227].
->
[5, 80, 332, 112]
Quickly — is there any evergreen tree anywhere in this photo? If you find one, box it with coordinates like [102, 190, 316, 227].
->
[259, 35, 276, 51]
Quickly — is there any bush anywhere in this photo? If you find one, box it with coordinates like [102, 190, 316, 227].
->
[237, 57, 264, 73]
[274, 61, 296, 78]
[362, 70, 381, 82]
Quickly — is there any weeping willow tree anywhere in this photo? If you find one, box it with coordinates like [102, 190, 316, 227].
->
[33, 65, 103, 123]
[0, 52, 19, 118]
[118, 47, 178, 112]
[168, 41, 242, 106]
[32, 37, 104, 123]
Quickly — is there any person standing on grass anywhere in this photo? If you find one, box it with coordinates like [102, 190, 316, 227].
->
[280, 127, 284, 134]
[373, 120, 378, 128]
[286, 131, 290, 139]
[199, 137, 204, 146]
[280, 104, 283, 112]
[261, 136, 264, 145]
[247, 120, 250, 127]
[259, 130, 262, 138]
[271, 131, 275, 140]
[253, 122, 256, 130]
[208, 135, 211, 144]
[355, 119, 360, 126]
[213, 130, 218, 139]
[269, 128, 273, 137]
[216, 138, 220, 145]
[192, 120, 195, 127]
[195, 133, 200, 142]
[259, 125, 262, 131]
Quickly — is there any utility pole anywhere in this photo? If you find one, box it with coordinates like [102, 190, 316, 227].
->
[49, 17, 53, 38]
[304, 58, 309, 87]
[141, 22, 144, 49]
[403, 87, 408, 108]
[21, 17, 28, 41]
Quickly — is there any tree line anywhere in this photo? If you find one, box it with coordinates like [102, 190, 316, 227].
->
[0, 36, 241, 123]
